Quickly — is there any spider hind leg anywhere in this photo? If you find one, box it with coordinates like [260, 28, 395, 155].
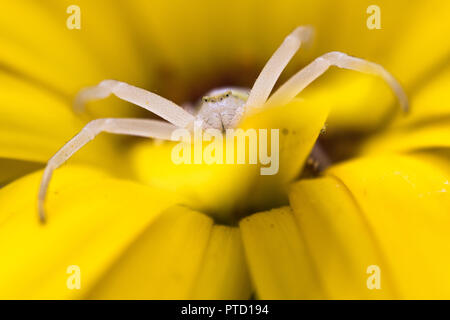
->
[38, 118, 179, 223]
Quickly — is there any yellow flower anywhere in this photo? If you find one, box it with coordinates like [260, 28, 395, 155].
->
[0, 0, 449, 299]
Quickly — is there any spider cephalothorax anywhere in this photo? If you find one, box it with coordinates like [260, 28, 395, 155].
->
[38, 26, 408, 222]
[196, 88, 249, 131]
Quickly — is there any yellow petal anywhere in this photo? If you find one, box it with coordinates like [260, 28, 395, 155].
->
[88, 206, 213, 299]
[191, 226, 252, 299]
[359, 120, 450, 155]
[289, 177, 396, 298]
[240, 98, 330, 210]
[125, 0, 421, 105]
[239, 207, 324, 299]
[393, 64, 450, 127]
[302, 74, 402, 133]
[0, 72, 119, 168]
[0, 0, 146, 97]
[359, 63, 450, 155]
[131, 98, 329, 221]
[327, 154, 450, 298]
[301, 0, 450, 132]
[90, 209, 252, 299]
[0, 166, 178, 299]
[384, 1, 450, 89]
[131, 141, 252, 222]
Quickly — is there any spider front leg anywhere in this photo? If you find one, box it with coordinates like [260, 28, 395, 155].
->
[38, 118, 181, 223]
[265, 51, 409, 111]
[245, 26, 314, 109]
[259, 51, 408, 173]
[74, 80, 195, 128]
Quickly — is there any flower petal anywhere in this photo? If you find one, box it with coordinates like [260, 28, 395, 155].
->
[0, 166, 178, 299]
[301, 0, 450, 132]
[90, 210, 252, 299]
[240, 99, 330, 209]
[404, 65, 450, 123]
[360, 65, 450, 155]
[88, 206, 213, 299]
[327, 154, 450, 298]
[301, 74, 401, 133]
[239, 207, 324, 299]
[384, 1, 450, 89]
[289, 177, 396, 298]
[125, 0, 426, 106]
[0, 72, 119, 167]
[191, 225, 252, 299]
[131, 141, 252, 222]
[0, 0, 147, 96]
[359, 120, 450, 155]
[131, 98, 330, 221]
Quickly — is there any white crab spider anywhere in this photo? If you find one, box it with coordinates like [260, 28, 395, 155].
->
[38, 26, 408, 222]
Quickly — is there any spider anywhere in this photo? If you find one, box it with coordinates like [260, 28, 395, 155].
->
[37, 26, 408, 222]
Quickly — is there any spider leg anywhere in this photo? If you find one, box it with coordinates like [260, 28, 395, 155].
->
[245, 26, 314, 109]
[307, 141, 332, 172]
[38, 118, 180, 223]
[74, 80, 195, 128]
[265, 51, 409, 111]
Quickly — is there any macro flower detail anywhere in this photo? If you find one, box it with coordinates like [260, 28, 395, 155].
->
[0, 0, 449, 300]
